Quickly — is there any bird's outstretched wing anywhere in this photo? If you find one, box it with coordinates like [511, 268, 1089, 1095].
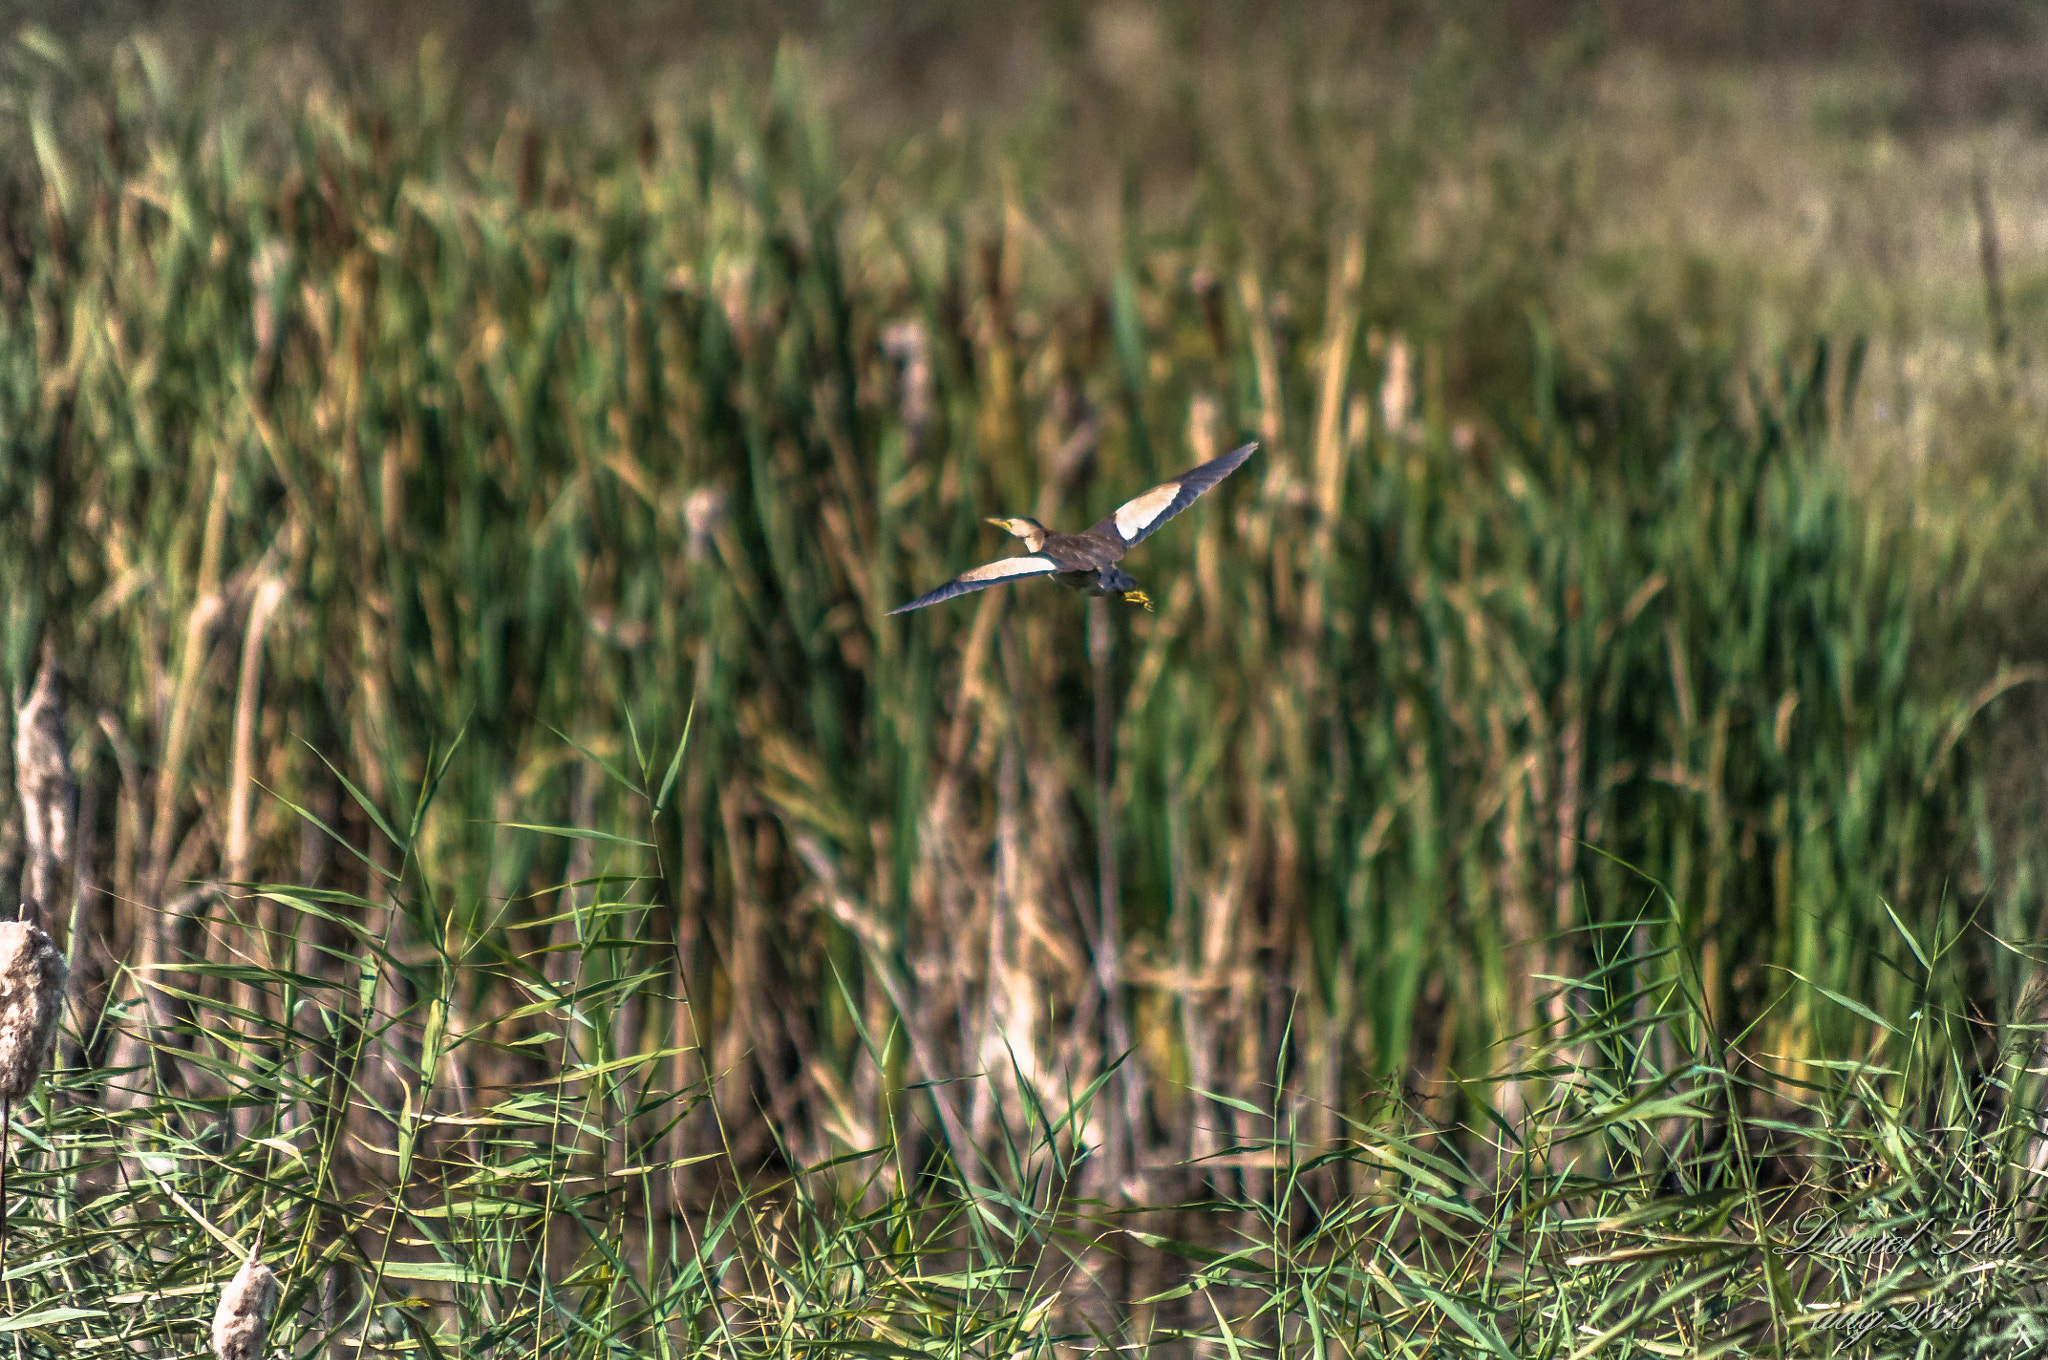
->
[888, 554, 1063, 615]
[1088, 441, 1258, 551]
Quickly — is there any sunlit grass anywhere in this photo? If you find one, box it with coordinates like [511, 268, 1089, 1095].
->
[6, 793, 2046, 1353]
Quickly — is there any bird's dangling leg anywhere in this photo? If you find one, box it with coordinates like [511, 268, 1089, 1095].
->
[1121, 590, 1154, 612]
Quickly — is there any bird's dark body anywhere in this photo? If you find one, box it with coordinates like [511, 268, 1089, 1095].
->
[1041, 529, 1135, 596]
[888, 441, 1257, 615]
[1056, 565, 1140, 596]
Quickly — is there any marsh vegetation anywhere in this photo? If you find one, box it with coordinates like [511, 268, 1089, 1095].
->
[3, 4, 2048, 1352]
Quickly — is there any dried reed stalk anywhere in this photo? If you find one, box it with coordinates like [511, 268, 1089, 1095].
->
[4, 649, 69, 1272]
[226, 577, 288, 889]
[211, 1244, 280, 1360]
[222, 576, 289, 1138]
[1304, 223, 1366, 640]
[1971, 162, 2011, 380]
[15, 643, 75, 919]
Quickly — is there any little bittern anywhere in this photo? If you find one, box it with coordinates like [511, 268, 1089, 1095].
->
[889, 441, 1257, 615]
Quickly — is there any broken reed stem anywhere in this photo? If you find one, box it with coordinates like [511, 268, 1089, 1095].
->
[1971, 162, 2012, 394]
[148, 591, 225, 903]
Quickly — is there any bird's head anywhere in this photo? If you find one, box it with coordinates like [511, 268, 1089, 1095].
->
[985, 516, 1048, 552]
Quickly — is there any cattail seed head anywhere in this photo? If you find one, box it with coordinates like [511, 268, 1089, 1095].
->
[0, 918, 66, 1101]
[212, 1245, 279, 1360]
[880, 318, 934, 438]
[1379, 332, 1414, 440]
[683, 486, 729, 564]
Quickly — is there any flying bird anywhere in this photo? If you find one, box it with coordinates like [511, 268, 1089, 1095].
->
[889, 441, 1258, 615]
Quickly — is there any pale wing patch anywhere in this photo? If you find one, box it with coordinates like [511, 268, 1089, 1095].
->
[959, 555, 1061, 583]
[1114, 483, 1183, 542]
[890, 554, 1062, 613]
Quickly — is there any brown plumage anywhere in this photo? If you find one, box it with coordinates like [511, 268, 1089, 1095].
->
[889, 441, 1258, 615]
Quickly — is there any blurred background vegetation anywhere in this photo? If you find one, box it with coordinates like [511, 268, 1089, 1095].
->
[4, 0, 2048, 1351]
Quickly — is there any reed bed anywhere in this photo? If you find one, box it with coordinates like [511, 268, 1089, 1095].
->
[0, 23, 2043, 1354]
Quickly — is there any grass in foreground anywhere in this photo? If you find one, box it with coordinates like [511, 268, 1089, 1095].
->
[4, 765, 2045, 1355]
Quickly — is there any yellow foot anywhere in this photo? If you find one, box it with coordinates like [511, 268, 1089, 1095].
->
[1122, 590, 1154, 612]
